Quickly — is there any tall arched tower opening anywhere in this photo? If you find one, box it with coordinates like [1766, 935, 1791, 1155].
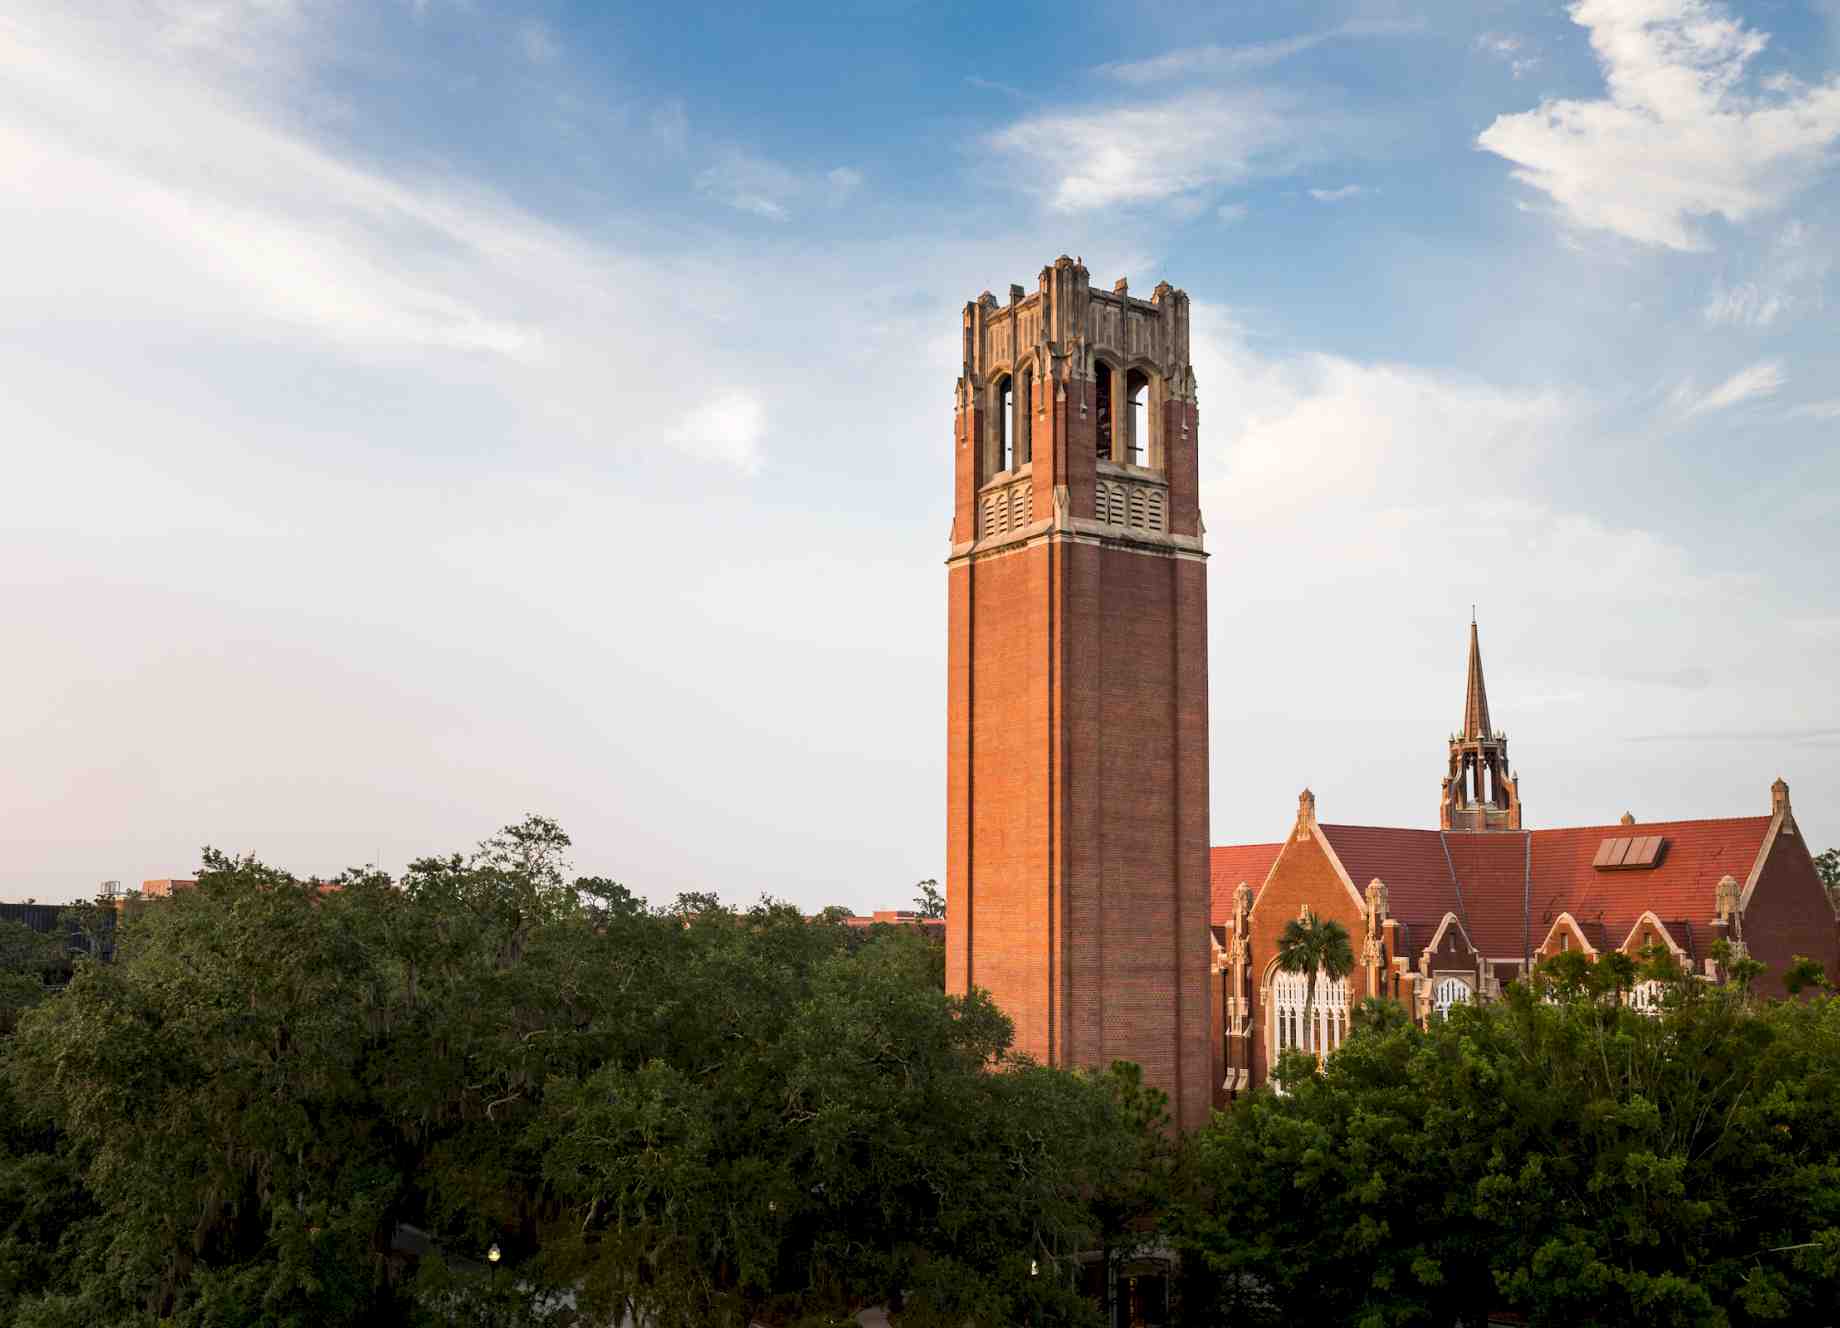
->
[945, 257, 1212, 1131]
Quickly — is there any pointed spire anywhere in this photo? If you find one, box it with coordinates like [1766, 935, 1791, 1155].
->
[1461, 618, 1492, 740]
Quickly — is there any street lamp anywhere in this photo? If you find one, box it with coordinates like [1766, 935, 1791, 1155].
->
[487, 1243, 502, 1264]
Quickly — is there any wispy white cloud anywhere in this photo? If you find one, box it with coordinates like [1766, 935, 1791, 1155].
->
[1218, 201, 1249, 223]
[1475, 31, 1540, 79]
[825, 166, 863, 206]
[0, 4, 794, 474]
[694, 152, 864, 219]
[965, 75, 1026, 99]
[1703, 283, 1787, 327]
[1478, 0, 1840, 251]
[1101, 32, 1330, 84]
[669, 393, 767, 473]
[1673, 360, 1787, 416]
[1308, 184, 1368, 203]
[985, 90, 1308, 212]
[695, 152, 801, 219]
[649, 101, 689, 153]
[1789, 399, 1840, 420]
[1702, 219, 1832, 327]
[1102, 19, 1421, 84]
[516, 19, 560, 66]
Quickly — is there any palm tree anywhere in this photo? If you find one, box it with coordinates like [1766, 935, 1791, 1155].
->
[1275, 910, 1355, 1059]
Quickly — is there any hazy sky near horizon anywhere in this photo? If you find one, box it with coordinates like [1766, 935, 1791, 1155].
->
[3, 0, 1837, 907]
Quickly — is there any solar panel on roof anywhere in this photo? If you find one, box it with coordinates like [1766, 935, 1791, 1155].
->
[1592, 835, 1668, 870]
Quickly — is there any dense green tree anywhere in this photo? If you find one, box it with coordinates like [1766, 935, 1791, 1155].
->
[0, 921, 59, 1027]
[0, 819, 1148, 1327]
[1178, 957, 1840, 1327]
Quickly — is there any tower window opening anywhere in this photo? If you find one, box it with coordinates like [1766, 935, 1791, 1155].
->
[1094, 361, 1113, 460]
[1126, 369, 1150, 466]
[996, 375, 1014, 475]
[1017, 368, 1033, 466]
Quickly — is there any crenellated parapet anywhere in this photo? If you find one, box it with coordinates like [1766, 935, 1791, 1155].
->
[950, 255, 1203, 555]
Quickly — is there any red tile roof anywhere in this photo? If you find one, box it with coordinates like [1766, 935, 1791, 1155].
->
[1213, 815, 1774, 968]
[1210, 843, 1282, 921]
[1443, 833, 1529, 961]
[1317, 825, 1458, 942]
[1528, 816, 1770, 951]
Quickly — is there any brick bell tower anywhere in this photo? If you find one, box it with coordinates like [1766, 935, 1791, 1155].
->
[945, 257, 1212, 1132]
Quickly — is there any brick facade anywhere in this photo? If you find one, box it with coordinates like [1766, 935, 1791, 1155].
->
[946, 257, 1212, 1132]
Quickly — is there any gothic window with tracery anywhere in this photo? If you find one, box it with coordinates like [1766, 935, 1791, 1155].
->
[1433, 976, 1472, 1017]
[1269, 969, 1350, 1058]
[1629, 979, 1665, 1015]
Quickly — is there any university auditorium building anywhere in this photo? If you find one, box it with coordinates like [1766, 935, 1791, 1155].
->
[942, 257, 1837, 1119]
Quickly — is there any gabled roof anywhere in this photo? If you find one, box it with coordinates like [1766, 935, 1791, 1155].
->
[1443, 832, 1528, 960]
[1529, 817, 1771, 950]
[1210, 843, 1282, 921]
[1212, 814, 1776, 972]
[1316, 824, 1457, 943]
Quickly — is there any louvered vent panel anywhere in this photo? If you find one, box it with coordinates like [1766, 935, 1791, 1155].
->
[1128, 487, 1148, 530]
[1147, 488, 1166, 532]
[980, 493, 1002, 538]
[1009, 485, 1029, 528]
[1109, 484, 1128, 525]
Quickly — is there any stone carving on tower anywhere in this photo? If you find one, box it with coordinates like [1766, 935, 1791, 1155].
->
[1440, 617, 1524, 831]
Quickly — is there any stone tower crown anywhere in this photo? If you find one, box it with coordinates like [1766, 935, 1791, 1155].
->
[950, 255, 1201, 555]
[959, 255, 1192, 396]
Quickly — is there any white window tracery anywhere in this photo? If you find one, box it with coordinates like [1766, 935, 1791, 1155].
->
[1629, 979, 1665, 1015]
[1269, 969, 1350, 1058]
[1433, 977, 1472, 1017]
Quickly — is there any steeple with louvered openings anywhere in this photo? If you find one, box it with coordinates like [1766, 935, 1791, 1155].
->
[1461, 617, 1492, 740]
[1441, 616, 1523, 832]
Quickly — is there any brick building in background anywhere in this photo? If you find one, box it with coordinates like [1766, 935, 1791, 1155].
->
[944, 257, 1212, 1132]
[1211, 621, 1838, 1100]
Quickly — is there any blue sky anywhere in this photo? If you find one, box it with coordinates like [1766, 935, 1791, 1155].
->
[2, 0, 1837, 906]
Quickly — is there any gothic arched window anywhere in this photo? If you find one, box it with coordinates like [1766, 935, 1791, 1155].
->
[1269, 969, 1350, 1058]
[1016, 367, 1034, 466]
[1125, 367, 1151, 466]
[1433, 976, 1471, 1017]
[1094, 360, 1113, 460]
[1629, 979, 1665, 1015]
[994, 374, 1013, 476]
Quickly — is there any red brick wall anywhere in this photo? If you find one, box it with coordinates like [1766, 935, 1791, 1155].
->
[1242, 832, 1366, 1090]
[947, 534, 1211, 1129]
[948, 542, 1054, 1060]
[1743, 824, 1840, 999]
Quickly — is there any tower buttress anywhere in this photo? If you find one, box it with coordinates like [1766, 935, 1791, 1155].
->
[1440, 618, 1523, 831]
